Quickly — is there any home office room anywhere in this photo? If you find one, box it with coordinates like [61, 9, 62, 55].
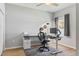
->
[0, 3, 76, 56]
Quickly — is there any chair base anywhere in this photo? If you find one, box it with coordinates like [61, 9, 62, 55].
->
[38, 46, 49, 52]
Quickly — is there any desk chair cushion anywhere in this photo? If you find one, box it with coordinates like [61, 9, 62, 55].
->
[38, 32, 50, 43]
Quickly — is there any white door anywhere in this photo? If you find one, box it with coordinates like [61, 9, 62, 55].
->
[0, 4, 4, 55]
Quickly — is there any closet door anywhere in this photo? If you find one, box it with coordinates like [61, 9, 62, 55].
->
[0, 4, 4, 55]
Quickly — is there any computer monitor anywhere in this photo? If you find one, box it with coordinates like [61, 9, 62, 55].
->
[50, 28, 57, 34]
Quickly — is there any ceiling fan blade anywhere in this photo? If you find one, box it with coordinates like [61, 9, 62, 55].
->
[36, 3, 44, 6]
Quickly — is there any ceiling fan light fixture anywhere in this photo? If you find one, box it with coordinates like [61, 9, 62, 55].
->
[36, 3, 58, 7]
[45, 3, 51, 5]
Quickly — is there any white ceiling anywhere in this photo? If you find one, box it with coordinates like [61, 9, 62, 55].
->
[11, 3, 74, 12]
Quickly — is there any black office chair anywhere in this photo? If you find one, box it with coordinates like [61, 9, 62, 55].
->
[38, 32, 50, 52]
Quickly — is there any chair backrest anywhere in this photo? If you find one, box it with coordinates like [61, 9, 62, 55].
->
[50, 28, 61, 37]
[38, 32, 45, 41]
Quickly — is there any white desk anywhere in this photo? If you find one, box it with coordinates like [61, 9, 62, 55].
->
[23, 36, 31, 49]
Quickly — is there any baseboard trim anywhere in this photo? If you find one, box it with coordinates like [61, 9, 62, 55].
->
[4, 46, 23, 50]
[59, 43, 76, 50]
[32, 44, 41, 47]
[4, 43, 76, 51]
[4, 44, 40, 51]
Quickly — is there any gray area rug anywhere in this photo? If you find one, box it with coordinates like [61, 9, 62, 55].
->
[24, 47, 67, 56]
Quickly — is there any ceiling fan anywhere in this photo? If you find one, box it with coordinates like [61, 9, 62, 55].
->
[36, 3, 58, 7]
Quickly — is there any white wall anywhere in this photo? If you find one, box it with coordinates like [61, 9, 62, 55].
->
[0, 3, 5, 55]
[54, 4, 76, 49]
[76, 3, 79, 55]
[5, 4, 53, 48]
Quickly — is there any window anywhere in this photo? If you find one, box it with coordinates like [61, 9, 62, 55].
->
[58, 17, 64, 37]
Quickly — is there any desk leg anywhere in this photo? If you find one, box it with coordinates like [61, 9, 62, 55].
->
[55, 38, 58, 50]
